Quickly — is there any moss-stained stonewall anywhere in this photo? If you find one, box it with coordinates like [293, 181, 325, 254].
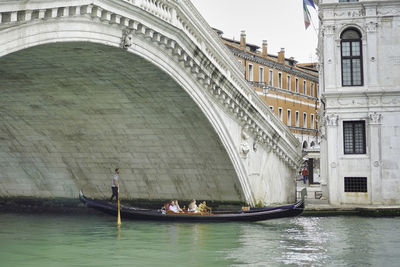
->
[0, 42, 244, 203]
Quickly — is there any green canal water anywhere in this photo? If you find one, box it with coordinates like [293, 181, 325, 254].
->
[1, 213, 399, 267]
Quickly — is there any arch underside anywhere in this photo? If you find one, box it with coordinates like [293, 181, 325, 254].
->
[0, 2, 302, 205]
[0, 42, 245, 202]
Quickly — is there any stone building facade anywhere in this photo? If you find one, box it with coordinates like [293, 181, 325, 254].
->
[215, 30, 320, 152]
[317, 0, 400, 205]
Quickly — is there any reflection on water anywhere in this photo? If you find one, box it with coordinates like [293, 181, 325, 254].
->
[0, 213, 400, 266]
[227, 217, 332, 266]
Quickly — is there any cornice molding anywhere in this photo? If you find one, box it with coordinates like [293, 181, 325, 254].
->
[324, 93, 400, 109]
[250, 81, 319, 102]
[228, 46, 319, 83]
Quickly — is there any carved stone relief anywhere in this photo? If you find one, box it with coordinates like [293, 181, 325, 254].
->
[377, 8, 400, 16]
[368, 112, 383, 124]
[365, 21, 378, 32]
[325, 114, 339, 126]
[121, 30, 133, 49]
[240, 126, 250, 158]
[334, 8, 365, 18]
[252, 135, 264, 152]
[323, 25, 335, 35]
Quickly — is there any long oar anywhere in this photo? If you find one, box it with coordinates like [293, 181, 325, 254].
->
[117, 188, 121, 226]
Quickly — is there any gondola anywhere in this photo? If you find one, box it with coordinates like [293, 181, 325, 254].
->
[79, 189, 306, 222]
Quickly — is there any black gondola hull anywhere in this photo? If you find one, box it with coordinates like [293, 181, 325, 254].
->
[79, 192, 305, 222]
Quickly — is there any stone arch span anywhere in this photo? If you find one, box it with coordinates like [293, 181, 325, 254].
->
[0, 0, 302, 205]
[0, 42, 245, 203]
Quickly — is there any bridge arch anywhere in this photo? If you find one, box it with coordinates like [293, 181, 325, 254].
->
[0, 0, 302, 205]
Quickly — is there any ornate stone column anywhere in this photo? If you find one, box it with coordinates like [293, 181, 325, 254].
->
[369, 112, 382, 204]
[365, 10, 379, 88]
[325, 113, 339, 204]
[323, 25, 337, 90]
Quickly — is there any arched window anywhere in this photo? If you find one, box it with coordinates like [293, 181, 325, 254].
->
[310, 141, 315, 148]
[303, 141, 308, 149]
[341, 28, 363, 86]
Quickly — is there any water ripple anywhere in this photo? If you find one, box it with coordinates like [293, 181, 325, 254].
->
[1, 214, 400, 266]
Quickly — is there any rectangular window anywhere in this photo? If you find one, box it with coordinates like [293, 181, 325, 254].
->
[342, 59, 351, 85]
[303, 113, 307, 128]
[311, 83, 315, 97]
[295, 111, 299, 127]
[278, 108, 283, 121]
[344, 177, 367, 193]
[287, 75, 291, 90]
[259, 67, 264, 83]
[343, 121, 366, 154]
[287, 110, 291, 126]
[303, 80, 307, 94]
[311, 114, 315, 129]
[248, 64, 253, 82]
[278, 73, 282, 88]
[269, 70, 273, 86]
[295, 78, 299, 93]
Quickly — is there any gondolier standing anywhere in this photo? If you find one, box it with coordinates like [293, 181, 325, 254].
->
[110, 168, 120, 202]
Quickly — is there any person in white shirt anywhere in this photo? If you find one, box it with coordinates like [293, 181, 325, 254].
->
[188, 199, 198, 213]
[174, 200, 183, 212]
[110, 168, 120, 202]
[168, 200, 179, 213]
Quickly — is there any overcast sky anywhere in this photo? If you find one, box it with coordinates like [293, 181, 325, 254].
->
[190, 0, 319, 63]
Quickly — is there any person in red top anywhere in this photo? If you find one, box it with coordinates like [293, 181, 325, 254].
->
[301, 167, 308, 184]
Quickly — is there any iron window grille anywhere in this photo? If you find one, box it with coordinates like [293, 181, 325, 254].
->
[343, 120, 366, 154]
[344, 177, 367, 192]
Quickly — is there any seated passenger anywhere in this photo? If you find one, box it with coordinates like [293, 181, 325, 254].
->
[174, 200, 183, 212]
[168, 200, 179, 213]
[188, 199, 198, 213]
[198, 201, 211, 213]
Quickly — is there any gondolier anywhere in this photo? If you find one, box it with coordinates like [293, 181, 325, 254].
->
[110, 168, 120, 202]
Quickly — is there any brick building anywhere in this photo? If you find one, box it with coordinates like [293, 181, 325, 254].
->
[216, 29, 320, 151]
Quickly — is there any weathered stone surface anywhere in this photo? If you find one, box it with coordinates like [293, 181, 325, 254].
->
[0, 42, 244, 202]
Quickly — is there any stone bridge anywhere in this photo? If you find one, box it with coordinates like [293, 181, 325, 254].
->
[0, 0, 302, 206]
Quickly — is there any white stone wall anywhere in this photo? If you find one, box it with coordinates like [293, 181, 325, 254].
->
[318, 0, 400, 205]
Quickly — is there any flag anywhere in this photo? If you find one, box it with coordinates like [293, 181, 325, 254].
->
[303, 0, 311, 29]
[304, 0, 316, 9]
[303, 0, 316, 30]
